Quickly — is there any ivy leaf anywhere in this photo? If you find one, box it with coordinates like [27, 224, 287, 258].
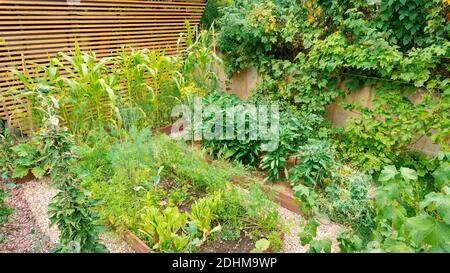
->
[399, 167, 418, 181]
[379, 165, 398, 182]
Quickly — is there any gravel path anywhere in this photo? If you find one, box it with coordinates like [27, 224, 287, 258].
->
[0, 182, 54, 253]
[279, 207, 341, 253]
[21, 179, 59, 245]
[1, 179, 134, 253]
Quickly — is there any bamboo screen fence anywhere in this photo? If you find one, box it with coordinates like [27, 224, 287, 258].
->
[0, 0, 206, 132]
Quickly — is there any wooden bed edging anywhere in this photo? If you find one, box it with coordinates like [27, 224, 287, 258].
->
[123, 230, 152, 254]
[266, 183, 301, 215]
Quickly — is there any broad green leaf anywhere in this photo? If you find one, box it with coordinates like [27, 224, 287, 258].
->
[400, 167, 418, 181]
[406, 214, 450, 246]
[405, 214, 435, 245]
[379, 165, 398, 182]
[383, 238, 415, 253]
[12, 166, 31, 179]
[32, 166, 46, 179]
[420, 192, 450, 225]
[428, 243, 450, 253]
[433, 163, 450, 189]
[425, 221, 450, 247]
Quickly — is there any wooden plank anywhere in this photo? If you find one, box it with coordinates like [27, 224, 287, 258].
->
[0, 19, 200, 25]
[0, 1, 205, 8]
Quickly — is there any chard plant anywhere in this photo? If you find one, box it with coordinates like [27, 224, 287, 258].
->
[190, 192, 223, 242]
[139, 206, 191, 253]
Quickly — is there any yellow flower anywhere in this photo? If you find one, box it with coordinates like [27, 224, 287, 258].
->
[180, 83, 205, 97]
[317, 7, 322, 16]
[306, 0, 312, 8]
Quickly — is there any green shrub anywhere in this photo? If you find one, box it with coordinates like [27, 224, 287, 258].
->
[288, 139, 336, 187]
[320, 170, 375, 234]
[0, 188, 14, 227]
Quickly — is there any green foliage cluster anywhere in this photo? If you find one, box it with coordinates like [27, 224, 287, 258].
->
[218, 0, 449, 174]
[215, 1, 449, 252]
[1, 129, 16, 243]
[75, 128, 283, 253]
[0, 188, 14, 230]
[201, 92, 263, 165]
[292, 143, 374, 235]
[201, 91, 327, 181]
[288, 139, 335, 187]
[2, 24, 284, 253]
[259, 110, 326, 182]
[298, 153, 450, 253]
[140, 206, 192, 252]
[367, 158, 449, 252]
[201, 0, 234, 28]
[0, 94, 107, 252]
[41, 125, 107, 253]
[336, 85, 449, 173]
[298, 219, 332, 253]
[9, 23, 220, 136]
[49, 172, 108, 253]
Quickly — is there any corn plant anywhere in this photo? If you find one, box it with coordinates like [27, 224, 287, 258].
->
[174, 22, 222, 107]
[56, 44, 119, 135]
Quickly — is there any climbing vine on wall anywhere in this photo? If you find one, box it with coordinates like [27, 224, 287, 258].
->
[217, 0, 449, 172]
